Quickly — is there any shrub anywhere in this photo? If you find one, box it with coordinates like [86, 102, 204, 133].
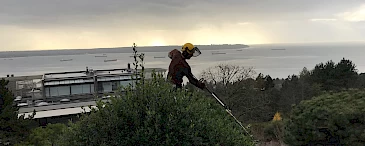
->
[57, 44, 254, 146]
[57, 71, 254, 145]
[1, 79, 37, 145]
[16, 123, 67, 146]
[284, 90, 365, 145]
[264, 121, 284, 142]
[249, 113, 284, 143]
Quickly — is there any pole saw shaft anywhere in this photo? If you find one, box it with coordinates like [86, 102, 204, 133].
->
[204, 87, 251, 136]
[206, 88, 226, 107]
[194, 77, 251, 136]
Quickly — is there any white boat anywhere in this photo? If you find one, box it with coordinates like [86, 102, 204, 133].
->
[60, 59, 73, 62]
[271, 49, 286, 50]
[212, 52, 226, 55]
[154, 56, 166, 58]
[104, 59, 117, 62]
[95, 55, 107, 57]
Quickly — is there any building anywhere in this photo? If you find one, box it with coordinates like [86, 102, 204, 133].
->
[5, 65, 166, 126]
[41, 67, 138, 102]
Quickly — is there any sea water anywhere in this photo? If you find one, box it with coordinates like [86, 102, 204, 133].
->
[1, 42, 365, 79]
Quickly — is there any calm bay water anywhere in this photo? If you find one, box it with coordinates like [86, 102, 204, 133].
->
[1, 43, 365, 79]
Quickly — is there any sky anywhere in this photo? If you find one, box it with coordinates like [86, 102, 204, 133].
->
[1, 0, 365, 51]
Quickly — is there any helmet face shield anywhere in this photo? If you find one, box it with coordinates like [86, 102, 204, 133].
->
[191, 47, 201, 57]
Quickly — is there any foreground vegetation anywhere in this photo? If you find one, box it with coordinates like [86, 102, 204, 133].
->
[0, 79, 37, 145]
[195, 57, 365, 145]
[58, 72, 253, 145]
[1, 44, 365, 145]
[285, 91, 365, 145]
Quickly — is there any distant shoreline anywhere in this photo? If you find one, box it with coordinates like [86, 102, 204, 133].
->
[0, 44, 249, 58]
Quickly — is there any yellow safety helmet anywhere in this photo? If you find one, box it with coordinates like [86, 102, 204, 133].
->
[181, 43, 201, 57]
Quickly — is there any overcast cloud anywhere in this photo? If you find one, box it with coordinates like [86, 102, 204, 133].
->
[0, 0, 365, 51]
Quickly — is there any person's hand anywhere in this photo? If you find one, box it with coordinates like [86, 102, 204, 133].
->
[198, 78, 206, 89]
[199, 82, 206, 89]
[199, 78, 205, 82]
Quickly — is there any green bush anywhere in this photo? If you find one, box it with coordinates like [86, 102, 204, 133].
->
[1, 79, 37, 145]
[284, 90, 365, 145]
[249, 123, 267, 141]
[16, 123, 67, 146]
[56, 71, 254, 146]
[57, 44, 254, 145]
[264, 121, 284, 142]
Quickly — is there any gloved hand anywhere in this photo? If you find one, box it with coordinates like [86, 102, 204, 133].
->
[199, 78, 205, 82]
[197, 78, 206, 89]
[198, 81, 206, 89]
[199, 78, 206, 90]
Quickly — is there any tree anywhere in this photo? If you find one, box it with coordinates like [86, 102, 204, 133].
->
[279, 74, 321, 114]
[356, 73, 365, 88]
[333, 58, 358, 89]
[309, 58, 358, 91]
[0, 79, 36, 145]
[18, 123, 67, 146]
[200, 63, 256, 86]
[200, 65, 279, 122]
[255, 73, 265, 90]
[284, 90, 365, 145]
[264, 75, 275, 90]
[199, 64, 260, 123]
[299, 67, 310, 82]
[200, 66, 281, 123]
[56, 44, 255, 146]
[310, 60, 336, 90]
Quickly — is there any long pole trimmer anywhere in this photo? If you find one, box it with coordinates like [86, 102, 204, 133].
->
[204, 87, 251, 136]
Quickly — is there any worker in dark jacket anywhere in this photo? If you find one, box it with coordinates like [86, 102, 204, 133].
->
[167, 43, 206, 90]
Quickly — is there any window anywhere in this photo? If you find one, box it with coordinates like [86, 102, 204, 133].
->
[45, 87, 50, 97]
[71, 85, 83, 95]
[48, 86, 70, 97]
[98, 83, 104, 92]
[82, 84, 91, 93]
[58, 86, 70, 96]
[90, 84, 95, 93]
[71, 84, 92, 95]
[50, 87, 58, 97]
[119, 80, 134, 90]
[112, 81, 120, 91]
[103, 82, 113, 92]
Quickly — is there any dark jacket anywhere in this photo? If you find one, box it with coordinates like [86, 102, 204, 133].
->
[167, 49, 203, 89]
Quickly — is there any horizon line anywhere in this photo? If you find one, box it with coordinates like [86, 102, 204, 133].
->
[0, 43, 250, 52]
[1, 40, 365, 52]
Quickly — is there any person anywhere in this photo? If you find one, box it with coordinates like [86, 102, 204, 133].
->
[167, 43, 206, 90]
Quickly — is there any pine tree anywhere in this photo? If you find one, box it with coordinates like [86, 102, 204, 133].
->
[0, 79, 36, 145]
[264, 75, 275, 90]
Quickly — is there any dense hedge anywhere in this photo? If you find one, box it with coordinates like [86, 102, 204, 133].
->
[284, 90, 365, 145]
[57, 72, 254, 146]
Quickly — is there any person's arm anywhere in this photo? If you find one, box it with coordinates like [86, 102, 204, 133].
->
[183, 66, 205, 89]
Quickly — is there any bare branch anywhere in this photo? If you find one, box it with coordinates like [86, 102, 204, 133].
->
[200, 63, 256, 86]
